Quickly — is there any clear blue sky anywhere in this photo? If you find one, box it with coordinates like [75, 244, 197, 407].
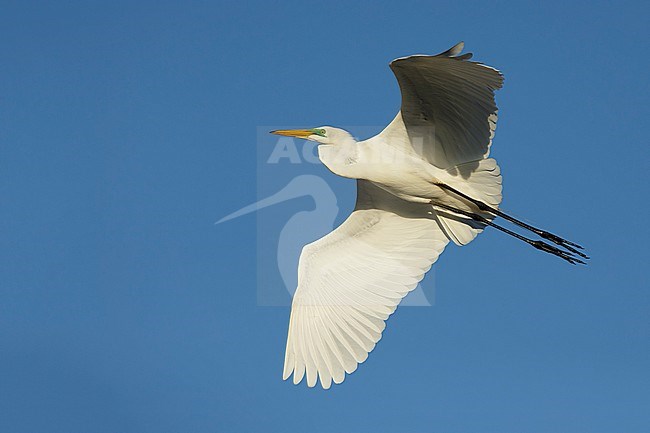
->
[1, 1, 649, 432]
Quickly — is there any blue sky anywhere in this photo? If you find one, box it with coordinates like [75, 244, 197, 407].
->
[1, 1, 649, 432]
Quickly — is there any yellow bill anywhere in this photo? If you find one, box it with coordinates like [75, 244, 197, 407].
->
[270, 129, 315, 138]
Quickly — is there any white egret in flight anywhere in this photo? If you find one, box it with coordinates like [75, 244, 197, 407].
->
[269, 42, 588, 389]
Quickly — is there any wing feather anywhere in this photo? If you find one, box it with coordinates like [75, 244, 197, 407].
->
[381, 42, 503, 168]
[283, 181, 449, 388]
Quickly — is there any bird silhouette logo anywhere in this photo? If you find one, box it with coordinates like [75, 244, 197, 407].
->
[217, 173, 436, 306]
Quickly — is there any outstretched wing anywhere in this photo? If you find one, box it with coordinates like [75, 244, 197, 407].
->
[381, 41, 503, 168]
[283, 181, 449, 389]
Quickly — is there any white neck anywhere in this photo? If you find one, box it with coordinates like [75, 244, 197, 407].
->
[317, 136, 360, 179]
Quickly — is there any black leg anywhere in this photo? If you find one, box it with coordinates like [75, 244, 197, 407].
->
[437, 183, 589, 259]
[431, 201, 586, 265]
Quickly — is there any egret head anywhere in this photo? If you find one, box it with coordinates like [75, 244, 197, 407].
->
[270, 126, 354, 146]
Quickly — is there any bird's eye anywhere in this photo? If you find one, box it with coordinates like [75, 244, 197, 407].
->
[318, 129, 326, 136]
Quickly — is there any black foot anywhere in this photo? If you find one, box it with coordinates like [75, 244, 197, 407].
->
[537, 230, 589, 259]
[531, 240, 586, 265]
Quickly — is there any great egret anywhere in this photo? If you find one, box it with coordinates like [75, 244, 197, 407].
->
[269, 42, 588, 389]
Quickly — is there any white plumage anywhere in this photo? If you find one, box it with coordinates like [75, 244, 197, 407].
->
[284, 182, 449, 388]
[271, 42, 587, 389]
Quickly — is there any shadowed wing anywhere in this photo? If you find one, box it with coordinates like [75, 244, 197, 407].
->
[382, 41, 503, 168]
[283, 180, 449, 388]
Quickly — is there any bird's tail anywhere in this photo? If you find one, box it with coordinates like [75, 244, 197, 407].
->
[435, 158, 503, 246]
